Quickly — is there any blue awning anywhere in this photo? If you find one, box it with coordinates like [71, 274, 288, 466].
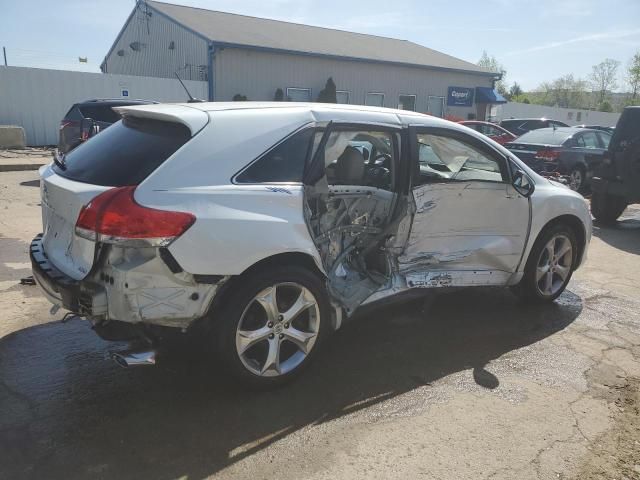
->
[475, 87, 507, 104]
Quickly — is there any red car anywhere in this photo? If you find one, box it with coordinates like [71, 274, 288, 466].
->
[459, 121, 517, 145]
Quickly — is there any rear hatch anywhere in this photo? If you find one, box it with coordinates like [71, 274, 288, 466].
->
[40, 105, 207, 280]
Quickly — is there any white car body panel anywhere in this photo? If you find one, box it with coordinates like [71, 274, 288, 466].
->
[33, 102, 591, 328]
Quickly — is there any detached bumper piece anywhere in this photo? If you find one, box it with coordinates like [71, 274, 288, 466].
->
[30, 234, 81, 312]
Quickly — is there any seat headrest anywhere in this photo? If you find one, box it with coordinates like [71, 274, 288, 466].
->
[336, 146, 365, 184]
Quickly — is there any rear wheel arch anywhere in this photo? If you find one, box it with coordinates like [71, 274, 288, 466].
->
[201, 252, 329, 328]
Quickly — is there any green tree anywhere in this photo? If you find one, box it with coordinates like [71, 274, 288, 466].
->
[598, 101, 613, 112]
[627, 51, 640, 100]
[533, 74, 589, 109]
[477, 51, 507, 95]
[590, 58, 620, 105]
[274, 88, 284, 101]
[317, 77, 337, 103]
[508, 82, 523, 100]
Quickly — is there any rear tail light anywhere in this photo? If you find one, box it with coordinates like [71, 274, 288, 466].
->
[535, 149, 560, 161]
[75, 186, 195, 247]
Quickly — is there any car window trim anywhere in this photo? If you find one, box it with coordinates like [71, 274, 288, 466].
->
[408, 125, 512, 188]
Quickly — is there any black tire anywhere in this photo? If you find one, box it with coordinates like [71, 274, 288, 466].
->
[513, 223, 578, 303]
[568, 166, 585, 192]
[215, 265, 330, 389]
[591, 192, 627, 225]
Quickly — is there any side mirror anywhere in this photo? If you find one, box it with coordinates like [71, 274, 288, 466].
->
[512, 169, 535, 197]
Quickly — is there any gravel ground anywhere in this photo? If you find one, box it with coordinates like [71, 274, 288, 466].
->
[0, 169, 638, 480]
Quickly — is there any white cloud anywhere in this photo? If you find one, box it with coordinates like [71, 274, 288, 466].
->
[505, 28, 640, 56]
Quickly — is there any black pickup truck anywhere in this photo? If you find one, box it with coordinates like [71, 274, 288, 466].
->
[591, 107, 640, 224]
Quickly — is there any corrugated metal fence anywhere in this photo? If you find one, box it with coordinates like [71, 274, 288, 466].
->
[494, 102, 620, 127]
[0, 66, 207, 146]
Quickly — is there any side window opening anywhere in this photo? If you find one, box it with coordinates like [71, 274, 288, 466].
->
[235, 128, 315, 184]
[313, 129, 396, 191]
[415, 133, 505, 186]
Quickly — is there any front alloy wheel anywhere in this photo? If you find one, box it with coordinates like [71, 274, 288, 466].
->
[535, 234, 573, 297]
[236, 283, 320, 377]
[514, 224, 577, 303]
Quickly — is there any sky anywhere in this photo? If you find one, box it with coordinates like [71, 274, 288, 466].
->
[1, 0, 639, 91]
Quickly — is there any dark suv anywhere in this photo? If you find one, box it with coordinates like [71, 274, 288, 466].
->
[58, 99, 157, 154]
[500, 118, 569, 137]
[591, 106, 640, 224]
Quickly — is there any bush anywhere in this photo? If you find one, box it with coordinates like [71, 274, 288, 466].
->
[317, 77, 337, 103]
[232, 94, 248, 101]
[274, 88, 284, 101]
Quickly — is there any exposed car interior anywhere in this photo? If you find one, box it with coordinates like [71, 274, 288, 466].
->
[305, 129, 401, 313]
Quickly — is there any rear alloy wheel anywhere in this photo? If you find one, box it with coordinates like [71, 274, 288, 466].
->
[236, 283, 320, 377]
[515, 224, 577, 303]
[217, 266, 328, 388]
[568, 167, 584, 192]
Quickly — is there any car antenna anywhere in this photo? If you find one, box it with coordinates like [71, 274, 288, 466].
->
[174, 72, 205, 103]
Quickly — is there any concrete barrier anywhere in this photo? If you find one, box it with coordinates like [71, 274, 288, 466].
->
[0, 126, 26, 149]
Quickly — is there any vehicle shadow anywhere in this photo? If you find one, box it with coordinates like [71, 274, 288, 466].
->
[593, 208, 640, 255]
[0, 287, 583, 480]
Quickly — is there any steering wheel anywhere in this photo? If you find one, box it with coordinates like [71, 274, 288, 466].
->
[370, 153, 392, 168]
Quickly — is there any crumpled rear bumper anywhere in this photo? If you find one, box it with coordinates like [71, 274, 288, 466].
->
[30, 234, 82, 311]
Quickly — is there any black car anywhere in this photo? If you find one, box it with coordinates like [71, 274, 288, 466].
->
[58, 99, 157, 154]
[500, 118, 569, 137]
[591, 106, 640, 223]
[505, 127, 612, 192]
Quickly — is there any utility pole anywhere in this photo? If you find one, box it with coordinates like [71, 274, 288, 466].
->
[2, 47, 7, 66]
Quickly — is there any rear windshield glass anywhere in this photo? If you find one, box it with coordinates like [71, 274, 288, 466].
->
[516, 129, 572, 145]
[79, 105, 124, 123]
[53, 117, 190, 186]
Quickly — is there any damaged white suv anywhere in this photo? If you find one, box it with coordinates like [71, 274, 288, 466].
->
[31, 102, 591, 387]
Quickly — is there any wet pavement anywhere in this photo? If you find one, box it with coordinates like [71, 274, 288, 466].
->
[1, 171, 639, 480]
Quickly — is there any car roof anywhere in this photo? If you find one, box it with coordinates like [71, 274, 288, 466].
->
[500, 118, 559, 122]
[114, 101, 459, 134]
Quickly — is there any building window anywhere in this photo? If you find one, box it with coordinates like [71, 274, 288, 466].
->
[365, 92, 385, 107]
[568, 112, 574, 120]
[286, 87, 312, 102]
[427, 96, 445, 118]
[576, 112, 582, 122]
[336, 90, 350, 104]
[398, 94, 417, 111]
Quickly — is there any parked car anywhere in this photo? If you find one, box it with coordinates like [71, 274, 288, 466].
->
[574, 125, 615, 134]
[591, 106, 640, 224]
[500, 118, 569, 137]
[31, 102, 591, 387]
[459, 120, 517, 145]
[505, 127, 612, 192]
[58, 99, 157, 154]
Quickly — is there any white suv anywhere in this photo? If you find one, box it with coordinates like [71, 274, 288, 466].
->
[31, 102, 591, 387]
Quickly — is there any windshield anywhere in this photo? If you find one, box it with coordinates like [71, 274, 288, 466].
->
[516, 129, 572, 145]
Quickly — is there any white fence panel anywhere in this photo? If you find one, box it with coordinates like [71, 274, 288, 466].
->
[0, 66, 207, 146]
[493, 102, 620, 127]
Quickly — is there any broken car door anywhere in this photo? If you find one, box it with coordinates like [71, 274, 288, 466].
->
[303, 124, 407, 315]
[399, 127, 531, 288]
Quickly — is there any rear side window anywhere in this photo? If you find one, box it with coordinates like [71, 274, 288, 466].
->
[235, 128, 314, 183]
[79, 105, 122, 123]
[53, 117, 190, 186]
